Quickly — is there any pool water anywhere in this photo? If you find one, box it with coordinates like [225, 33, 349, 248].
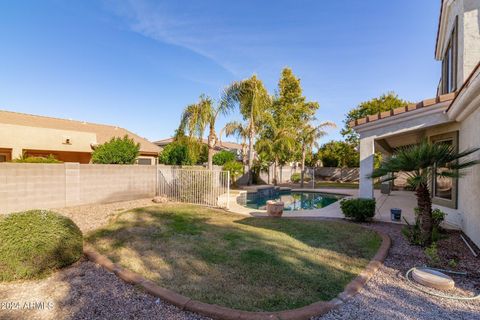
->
[245, 191, 344, 211]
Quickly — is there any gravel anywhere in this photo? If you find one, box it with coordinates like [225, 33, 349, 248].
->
[318, 223, 480, 320]
[1, 200, 479, 319]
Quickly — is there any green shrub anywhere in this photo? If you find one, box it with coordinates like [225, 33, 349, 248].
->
[425, 243, 441, 266]
[402, 207, 423, 245]
[403, 207, 446, 245]
[159, 139, 207, 165]
[291, 173, 301, 183]
[213, 150, 236, 166]
[0, 210, 83, 281]
[340, 198, 376, 222]
[290, 172, 310, 183]
[13, 154, 62, 163]
[92, 135, 140, 164]
[223, 161, 244, 184]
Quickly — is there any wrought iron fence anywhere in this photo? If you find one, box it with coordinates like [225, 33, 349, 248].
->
[157, 167, 230, 208]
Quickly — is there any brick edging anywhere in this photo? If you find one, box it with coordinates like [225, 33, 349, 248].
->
[84, 229, 390, 320]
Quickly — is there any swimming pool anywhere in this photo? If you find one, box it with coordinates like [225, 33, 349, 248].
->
[243, 190, 344, 211]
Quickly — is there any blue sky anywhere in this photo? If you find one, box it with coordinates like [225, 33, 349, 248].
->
[0, 0, 441, 144]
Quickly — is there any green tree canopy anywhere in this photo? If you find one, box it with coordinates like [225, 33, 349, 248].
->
[159, 138, 207, 166]
[341, 92, 410, 145]
[212, 150, 236, 166]
[91, 135, 140, 164]
[317, 140, 359, 168]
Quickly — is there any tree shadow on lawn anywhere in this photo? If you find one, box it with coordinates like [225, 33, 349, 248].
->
[85, 205, 381, 312]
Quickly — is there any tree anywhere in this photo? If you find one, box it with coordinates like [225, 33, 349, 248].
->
[92, 135, 140, 164]
[256, 120, 296, 185]
[178, 95, 234, 170]
[222, 75, 271, 184]
[317, 141, 359, 168]
[298, 122, 335, 187]
[159, 138, 207, 165]
[212, 150, 236, 166]
[342, 92, 410, 145]
[220, 121, 249, 168]
[371, 140, 479, 246]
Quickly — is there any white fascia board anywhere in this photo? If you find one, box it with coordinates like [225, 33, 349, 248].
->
[447, 72, 480, 121]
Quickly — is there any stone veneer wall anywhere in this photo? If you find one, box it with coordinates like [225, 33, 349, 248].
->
[0, 163, 157, 214]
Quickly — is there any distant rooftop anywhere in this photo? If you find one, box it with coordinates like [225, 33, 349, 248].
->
[0, 109, 160, 154]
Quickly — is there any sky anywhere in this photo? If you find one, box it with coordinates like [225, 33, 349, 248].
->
[0, 0, 442, 145]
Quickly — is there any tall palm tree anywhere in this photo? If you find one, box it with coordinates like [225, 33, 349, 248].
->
[178, 95, 234, 170]
[298, 121, 336, 187]
[222, 75, 271, 184]
[371, 140, 479, 246]
[220, 121, 249, 168]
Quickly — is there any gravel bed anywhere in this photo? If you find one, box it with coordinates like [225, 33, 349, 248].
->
[0, 259, 209, 320]
[55, 198, 161, 233]
[318, 223, 480, 320]
[1, 201, 479, 319]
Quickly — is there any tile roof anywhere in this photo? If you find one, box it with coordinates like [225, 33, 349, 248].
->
[0, 109, 160, 154]
[349, 92, 456, 128]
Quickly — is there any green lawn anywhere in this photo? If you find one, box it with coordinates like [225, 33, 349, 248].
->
[87, 204, 381, 312]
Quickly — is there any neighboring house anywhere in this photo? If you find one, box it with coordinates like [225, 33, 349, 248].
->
[350, 0, 480, 247]
[154, 137, 243, 160]
[0, 110, 160, 164]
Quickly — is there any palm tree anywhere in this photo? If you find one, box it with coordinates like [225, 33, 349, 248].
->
[222, 75, 271, 184]
[220, 121, 249, 168]
[178, 95, 234, 170]
[256, 122, 296, 185]
[298, 122, 336, 187]
[371, 140, 479, 245]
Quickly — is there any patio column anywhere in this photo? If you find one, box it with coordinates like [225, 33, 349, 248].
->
[359, 136, 375, 199]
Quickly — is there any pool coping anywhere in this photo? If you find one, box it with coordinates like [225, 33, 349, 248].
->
[83, 222, 391, 320]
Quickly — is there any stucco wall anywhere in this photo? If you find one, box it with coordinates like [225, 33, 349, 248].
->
[438, 0, 480, 87]
[457, 104, 480, 247]
[0, 163, 157, 214]
[0, 123, 97, 159]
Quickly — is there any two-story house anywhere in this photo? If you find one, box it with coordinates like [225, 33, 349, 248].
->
[350, 0, 480, 247]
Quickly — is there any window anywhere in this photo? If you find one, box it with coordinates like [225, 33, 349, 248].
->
[137, 158, 152, 165]
[431, 132, 458, 209]
[441, 17, 458, 94]
[0, 148, 12, 162]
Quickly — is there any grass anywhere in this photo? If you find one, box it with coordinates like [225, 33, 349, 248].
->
[0, 210, 83, 281]
[86, 204, 381, 312]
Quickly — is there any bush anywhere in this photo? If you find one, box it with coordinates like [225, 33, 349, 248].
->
[159, 139, 208, 165]
[291, 173, 301, 183]
[13, 154, 62, 163]
[0, 210, 83, 281]
[92, 135, 140, 164]
[223, 161, 244, 184]
[340, 198, 376, 222]
[402, 207, 446, 245]
[290, 172, 310, 183]
[213, 150, 236, 166]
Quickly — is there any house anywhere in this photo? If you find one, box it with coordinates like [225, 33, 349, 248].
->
[154, 137, 243, 159]
[0, 110, 160, 164]
[350, 0, 480, 247]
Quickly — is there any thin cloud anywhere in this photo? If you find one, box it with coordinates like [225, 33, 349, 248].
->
[103, 0, 240, 76]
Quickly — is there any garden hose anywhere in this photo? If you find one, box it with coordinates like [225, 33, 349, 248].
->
[405, 267, 480, 301]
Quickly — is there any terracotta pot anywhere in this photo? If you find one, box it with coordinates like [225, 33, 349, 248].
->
[266, 200, 284, 217]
